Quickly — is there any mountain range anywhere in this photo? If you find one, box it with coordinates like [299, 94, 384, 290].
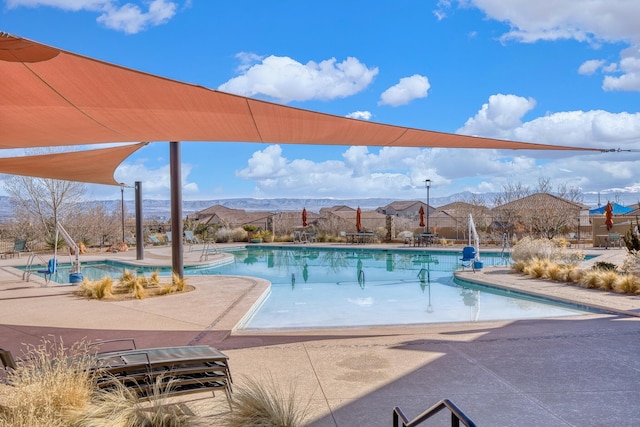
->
[0, 191, 633, 222]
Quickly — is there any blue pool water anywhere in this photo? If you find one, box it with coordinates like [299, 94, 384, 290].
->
[27, 247, 600, 329]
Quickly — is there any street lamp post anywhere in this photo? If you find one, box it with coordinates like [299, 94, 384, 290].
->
[425, 179, 431, 234]
[120, 183, 125, 243]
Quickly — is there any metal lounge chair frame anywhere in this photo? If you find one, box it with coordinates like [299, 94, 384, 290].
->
[90, 339, 233, 405]
[2, 340, 233, 407]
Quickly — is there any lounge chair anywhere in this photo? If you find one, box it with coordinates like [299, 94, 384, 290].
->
[148, 234, 163, 245]
[1, 340, 233, 406]
[166, 231, 172, 243]
[124, 236, 136, 246]
[184, 230, 201, 245]
[2, 239, 29, 259]
[90, 340, 232, 405]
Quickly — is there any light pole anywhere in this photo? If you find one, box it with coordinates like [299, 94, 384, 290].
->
[120, 183, 125, 243]
[425, 179, 431, 234]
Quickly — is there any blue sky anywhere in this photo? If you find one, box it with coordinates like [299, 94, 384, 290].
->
[2, 0, 640, 205]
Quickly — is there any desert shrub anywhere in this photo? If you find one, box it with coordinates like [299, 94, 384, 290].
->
[592, 261, 617, 272]
[511, 237, 584, 264]
[215, 227, 233, 243]
[622, 218, 640, 251]
[222, 374, 311, 427]
[621, 251, 640, 275]
[614, 274, 640, 294]
[230, 227, 248, 242]
[0, 338, 97, 427]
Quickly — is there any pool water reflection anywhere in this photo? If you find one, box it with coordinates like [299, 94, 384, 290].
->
[189, 247, 594, 329]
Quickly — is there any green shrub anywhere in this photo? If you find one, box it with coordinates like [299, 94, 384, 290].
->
[592, 261, 617, 271]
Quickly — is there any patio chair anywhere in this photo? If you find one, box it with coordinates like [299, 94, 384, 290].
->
[460, 246, 476, 271]
[184, 230, 201, 245]
[148, 234, 163, 245]
[2, 239, 29, 259]
[37, 258, 58, 285]
[608, 233, 622, 248]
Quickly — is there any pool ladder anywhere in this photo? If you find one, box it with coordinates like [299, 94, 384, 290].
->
[23, 252, 75, 283]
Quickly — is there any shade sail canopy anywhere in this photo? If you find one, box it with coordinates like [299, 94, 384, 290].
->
[0, 143, 146, 185]
[0, 33, 601, 153]
[589, 203, 633, 215]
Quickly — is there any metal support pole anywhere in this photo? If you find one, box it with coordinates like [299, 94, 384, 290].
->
[120, 183, 125, 243]
[425, 179, 431, 235]
[170, 141, 184, 278]
[135, 181, 144, 260]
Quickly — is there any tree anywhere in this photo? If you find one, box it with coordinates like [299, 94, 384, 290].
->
[3, 173, 86, 246]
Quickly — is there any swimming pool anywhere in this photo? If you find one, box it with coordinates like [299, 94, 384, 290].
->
[28, 246, 599, 329]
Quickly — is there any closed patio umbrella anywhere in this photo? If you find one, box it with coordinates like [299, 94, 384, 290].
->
[356, 207, 362, 232]
[605, 201, 614, 231]
[302, 208, 308, 227]
[419, 206, 425, 227]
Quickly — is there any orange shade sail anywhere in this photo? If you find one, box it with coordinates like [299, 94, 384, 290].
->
[0, 33, 601, 153]
[0, 143, 146, 186]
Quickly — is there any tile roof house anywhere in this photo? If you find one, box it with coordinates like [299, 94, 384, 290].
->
[376, 200, 433, 218]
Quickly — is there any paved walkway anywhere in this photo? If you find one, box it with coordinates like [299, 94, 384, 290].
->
[1, 243, 639, 426]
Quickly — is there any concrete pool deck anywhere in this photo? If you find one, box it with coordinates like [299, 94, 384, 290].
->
[1, 243, 639, 425]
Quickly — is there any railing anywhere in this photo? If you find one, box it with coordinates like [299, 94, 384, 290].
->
[393, 399, 476, 427]
[199, 240, 219, 261]
[22, 252, 48, 283]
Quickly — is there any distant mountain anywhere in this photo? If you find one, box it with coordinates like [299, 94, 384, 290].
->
[0, 191, 633, 223]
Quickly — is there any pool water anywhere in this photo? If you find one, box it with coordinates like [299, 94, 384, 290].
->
[28, 247, 597, 329]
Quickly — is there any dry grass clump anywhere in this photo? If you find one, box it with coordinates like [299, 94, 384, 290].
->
[75, 270, 191, 301]
[70, 376, 201, 427]
[222, 374, 311, 427]
[77, 277, 114, 299]
[0, 337, 97, 427]
[513, 256, 640, 295]
[614, 274, 640, 294]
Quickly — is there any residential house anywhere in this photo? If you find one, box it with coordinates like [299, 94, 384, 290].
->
[491, 193, 588, 239]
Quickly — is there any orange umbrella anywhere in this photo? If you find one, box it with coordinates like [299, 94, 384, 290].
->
[302, 208, 308, 227]
[605, 201, 614, 231]
[419, 206, 425, 227]
[356, 207, 362, 232]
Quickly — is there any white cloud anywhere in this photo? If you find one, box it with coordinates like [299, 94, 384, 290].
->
[578, 59, 606, 75]
[346, 111, 372, 120]
[459, 93, 640, 149]
[378, 74, 430, 107]
[457, 94, 536, 139]
[114, 160, 198, 199]
[218, 55, 379, 103]
[7, 0, 178, 34]
[602, 53, 640, 90]
[437, 1, 640, 91]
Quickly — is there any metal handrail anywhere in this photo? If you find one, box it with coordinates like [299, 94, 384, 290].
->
[22, 253, 49, 282]
[393, 399, 476, 427]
